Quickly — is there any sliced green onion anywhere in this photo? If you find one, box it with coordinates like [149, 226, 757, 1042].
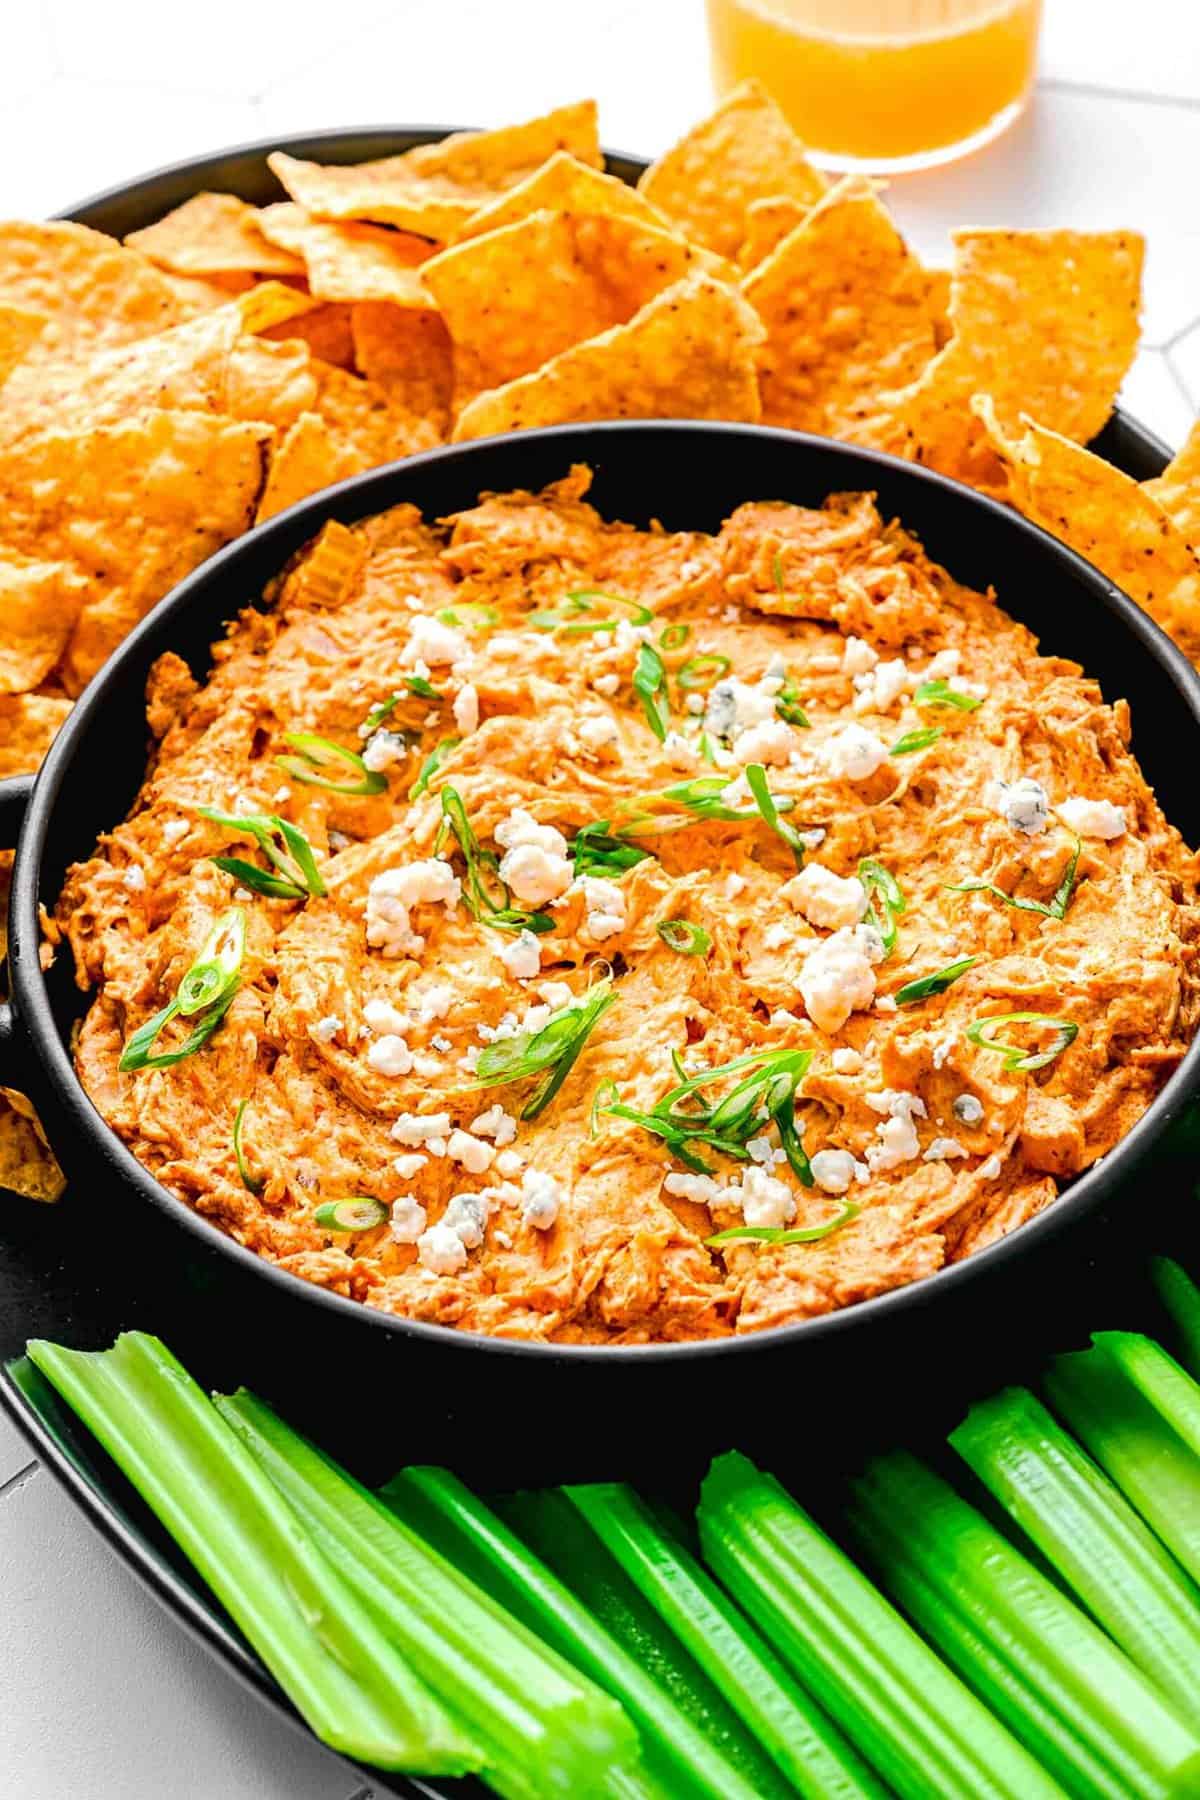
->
[571, 821, 653, 879]
[313, 1198, 387, 1232]
[677, 654, 730, 691]
[383, 1468, 778, 1800]
[914, 678, 981, 713]
[659, 622, 690, 652]
[409, 735, 461, 801]
[700, 1451, 1064, 1800]
[775, 684, 810, 728]
[474, 979, 616, 1119]
[276, 732, 387, 797]
[847, 1449, 1200, 1800]
[1046, 1343, 1200, 1591]
[563, 1483, 887, 1800]
[858, 858, 905, 959]
[119, 908, 246, 1072]
[772, 553, 786, 597]
[200, 806, 326, 901]
[889, 726, 942, 756]
[589, 1078, 619, 1138]
[364, 675, 441, 730]
[436, 602, 497, 632]
[438, 785, 555, 936]
[22, 1335, 480, 1775]
[232, 1099, 263, 1194]
[212, 1390, 638, 1796]
[707, 1203, 859, 1247]
[698, 731, 717, 766]
[634, 644, 670, 741]
[530, 590, 653, 634]
[895, 957, 978, 1007]
[967, 1011, 1077, 1073]
[605, 1048, 813, 1181]
[656, 919, 711, 956]
[745, 763, 806, 867]
[1150, 1257, 1200, 1381]
[948, 834, 1080, 922]
[950, 1385, 1200, 1723]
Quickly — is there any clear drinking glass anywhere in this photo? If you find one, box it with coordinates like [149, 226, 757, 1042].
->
[705, 0, 1044, 172]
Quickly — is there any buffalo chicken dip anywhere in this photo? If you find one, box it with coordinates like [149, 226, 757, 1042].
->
[56, 470, 1200, 1342]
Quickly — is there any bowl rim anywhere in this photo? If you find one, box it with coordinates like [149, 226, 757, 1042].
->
[11, 424, 1200, 1364]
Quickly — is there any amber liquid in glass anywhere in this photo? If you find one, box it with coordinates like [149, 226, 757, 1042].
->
[706, 0, 1043, 171]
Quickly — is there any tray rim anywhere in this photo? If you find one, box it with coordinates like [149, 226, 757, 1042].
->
[0, 121, 1179, 1800]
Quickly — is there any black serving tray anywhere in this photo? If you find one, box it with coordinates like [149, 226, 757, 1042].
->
[0, 128, 1189, 1799]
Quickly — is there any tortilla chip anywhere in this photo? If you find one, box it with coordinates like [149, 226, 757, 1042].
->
[453, 272, 764, 441]
[737, 196, 812, 271]
[161, 269, 258, 309]
[256, 412, 363, 522]
[1144, 419, 1200, 550]
[0, 555, 87, 692]
[425, 208, 716, 403]
[261, 300, 356, 370]
[742, 178, 938, 436]
[0, 220, 188, 368]
[268, 101, 602, 239]
[257, 202, 434, 308]
[1, 296, 317, 440]
[924, 267, 953, 348]
[456, 150, 675, 242]
[638, 81, 825, 262]
[125, 193, 305, 277]
[312, 362, 442, 470]
[350, 302, 454, 426]
[853, 228, 1145, 488]
[0, 411, 268, 695]
[0, 693, 72, 776]
[0, 304, 47, 386]
[0, 1092, 65, 1203]
[975, 397, 1200, 656]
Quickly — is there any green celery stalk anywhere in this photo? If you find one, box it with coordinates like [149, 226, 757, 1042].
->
[698, 1450, 1068, 1800]
[564, 1481, 887, 1800]
[1096, 1330, 1200, 1455]
[949, 1386, 1200, 1720]
[1150, 1258, 1200, 1380]
[1046, 1346, 1200, 1588]
[214, 1390, 641, 1800]
[24, 1336, 479, 1775]
[849, 1499, 1134, 1800]
[849, 1450, 1200, 1800]
[382, 1465, 785, 1800]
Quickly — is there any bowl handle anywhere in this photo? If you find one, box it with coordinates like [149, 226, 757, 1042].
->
[0, 774, 34, 1087]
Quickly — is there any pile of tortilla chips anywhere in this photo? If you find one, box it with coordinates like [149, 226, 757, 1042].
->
[3, 81, 1200, 1201]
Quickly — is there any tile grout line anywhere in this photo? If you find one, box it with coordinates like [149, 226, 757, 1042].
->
[0, 1458, 40, 1503]
[1037, 76, 1200, 114]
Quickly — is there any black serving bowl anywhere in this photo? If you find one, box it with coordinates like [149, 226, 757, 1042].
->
[4, 416, 1200, 1491]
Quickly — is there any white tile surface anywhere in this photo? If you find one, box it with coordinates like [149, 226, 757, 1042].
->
[1041, 0, 1200, 104]
[0, 1466, 363, 1799]
[2, 3, 1200, 1797]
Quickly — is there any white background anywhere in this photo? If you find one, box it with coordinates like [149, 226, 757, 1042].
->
[3, 1, 1200, 1793]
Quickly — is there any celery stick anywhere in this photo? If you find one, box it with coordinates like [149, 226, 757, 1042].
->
[24, 1336, 479, 1775]
[1151, 1258, 1200, 1380]
[1046, 1347, 1200, 1587]
[565, 1481, 887, 1800]
[382, 1465, 784, 1800]
[950, 1386, 1200, 1720]
[215, 1390, 640, 1800]
[849, 1499, 1135, 1800]
[698, 1450, 1068, 1800]
[850, 1450, 1200, 1800]
[1097, 1330, 1200, 1457]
